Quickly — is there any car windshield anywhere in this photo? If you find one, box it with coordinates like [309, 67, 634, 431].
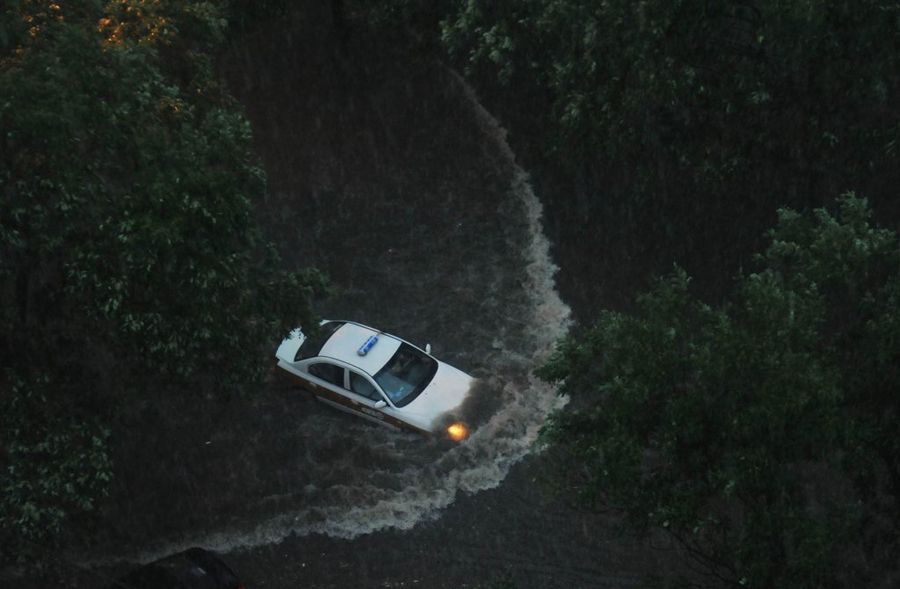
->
[374, 343, 437, 407]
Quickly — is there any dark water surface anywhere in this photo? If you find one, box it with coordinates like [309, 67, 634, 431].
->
[193, 25, 570, 552]
[70, 13, 673, 589]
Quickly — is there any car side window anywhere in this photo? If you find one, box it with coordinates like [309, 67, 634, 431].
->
[350, 372, 383, 402]
[308, 362, 345, 387]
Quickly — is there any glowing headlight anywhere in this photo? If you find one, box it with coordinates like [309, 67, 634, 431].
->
[446, 422, 469, 442]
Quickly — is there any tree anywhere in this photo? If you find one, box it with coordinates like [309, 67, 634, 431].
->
[538, 195, 900, 587]
[441, 1, 900, 309]
[1, 0, 323, 553]
[443, 0, 900, 196]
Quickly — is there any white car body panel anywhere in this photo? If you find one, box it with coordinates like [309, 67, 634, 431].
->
[275, 328, 305, 364]
[316, 395, 401, 430]
[400, 362, 474, 431]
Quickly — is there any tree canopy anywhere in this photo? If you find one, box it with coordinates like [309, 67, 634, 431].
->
[441, 0, 900, 312]
[443, 0, 900, 193]
[538, 195, 900, 587]
[1, 0, 322, 552]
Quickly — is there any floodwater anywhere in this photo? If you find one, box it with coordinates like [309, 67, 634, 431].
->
[88, 19, 574, 566]
[142, 70, 569, 556]
[70, 15, 671, 589]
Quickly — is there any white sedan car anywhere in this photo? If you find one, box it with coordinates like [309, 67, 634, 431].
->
[275, 320, 474, 441]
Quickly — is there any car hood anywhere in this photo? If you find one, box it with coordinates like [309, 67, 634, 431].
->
[399, 361, 474, 432]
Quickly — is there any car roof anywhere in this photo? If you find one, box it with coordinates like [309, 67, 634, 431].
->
[318, 322, 402, 376]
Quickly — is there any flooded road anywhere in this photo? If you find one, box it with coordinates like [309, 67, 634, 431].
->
[148, 66, 571, 551]
[89, 17, 574, 567]
[210, 61, 568, 549]
[73, 14, 671, 588]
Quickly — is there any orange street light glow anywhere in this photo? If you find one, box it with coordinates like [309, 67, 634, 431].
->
[447, 422, 469, 442]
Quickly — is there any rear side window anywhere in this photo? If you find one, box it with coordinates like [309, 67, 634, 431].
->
[308, 362, 345, 387]
[296, 321, 344, 361]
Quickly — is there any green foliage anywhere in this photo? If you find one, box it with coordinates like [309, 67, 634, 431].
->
[443, 0, 900, 182]
[441, 1, 900, 310]
[538, 195, 899, 587]
[0, 0, 28, 53]
[226, 0, 292, 32]
[339, 0, 455, 56]
[763, 197, 900, 507]
[1, 375, 113, 546]
[1, 0, 323, 551]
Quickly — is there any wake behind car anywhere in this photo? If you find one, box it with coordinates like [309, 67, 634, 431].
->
[275, 320, 475, 441]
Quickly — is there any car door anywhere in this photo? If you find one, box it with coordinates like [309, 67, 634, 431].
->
[346, 370, 397, 425]
[306, 361, 393, 427]
[305, 361, 346, 397]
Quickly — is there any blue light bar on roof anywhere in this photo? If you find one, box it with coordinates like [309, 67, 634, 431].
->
[357, 335, 378, 356]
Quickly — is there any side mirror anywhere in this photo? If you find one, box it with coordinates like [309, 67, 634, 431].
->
[425, 343, 432, 354]
[374, 400, 387, 409]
